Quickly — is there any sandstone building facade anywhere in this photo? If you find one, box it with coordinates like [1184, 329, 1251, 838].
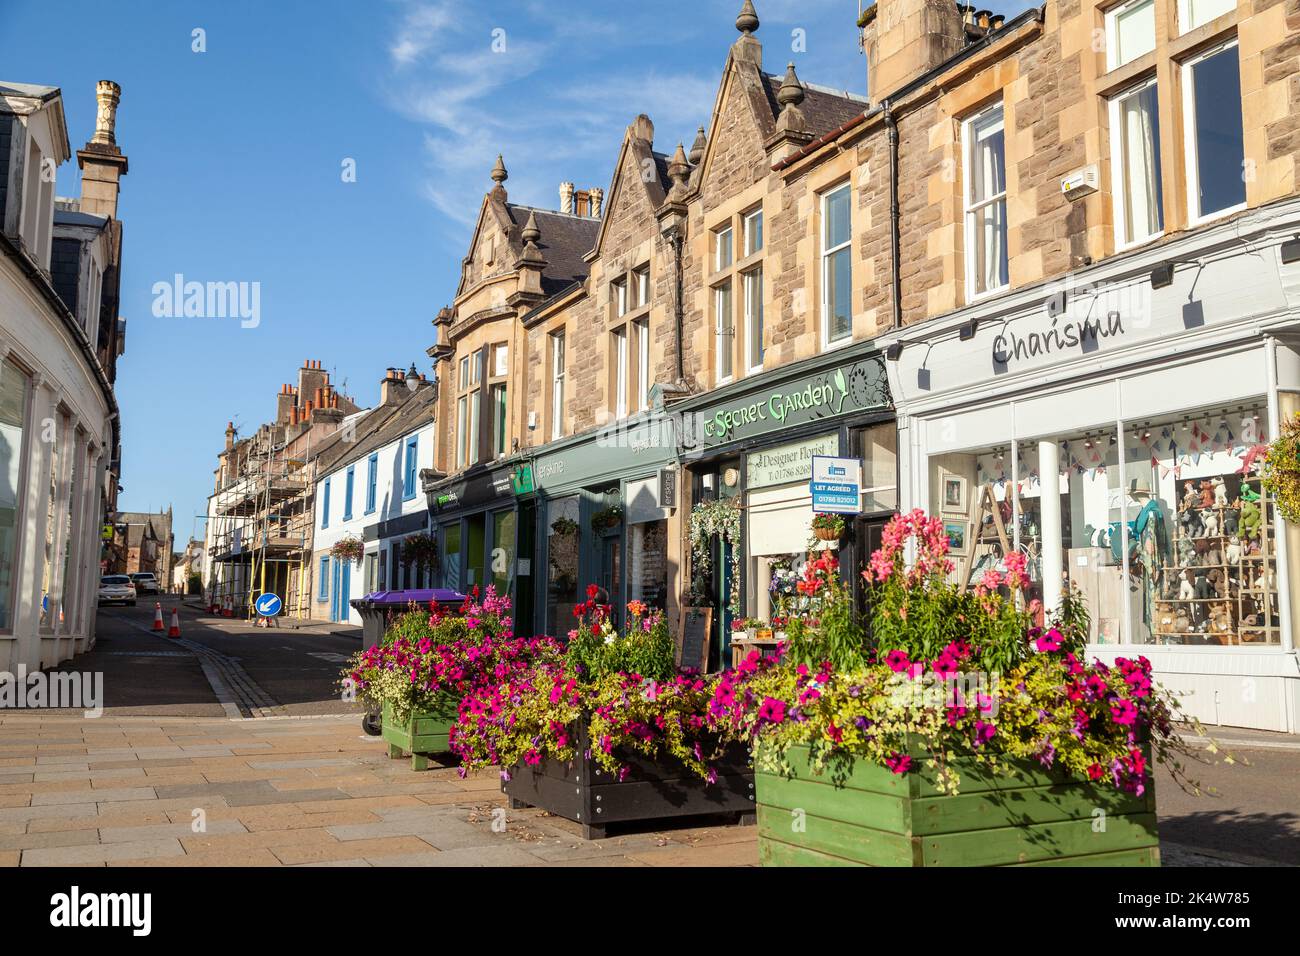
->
[416, 0, 1300, 730]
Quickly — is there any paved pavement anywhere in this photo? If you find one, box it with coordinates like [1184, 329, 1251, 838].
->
[0, 602, 1294, 866]
[0, 712, 755, 867]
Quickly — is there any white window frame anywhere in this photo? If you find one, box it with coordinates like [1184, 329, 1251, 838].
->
[744, 266, 763, 374]
[492, 343, 509, 377]
[550, 331, 565, 440]
[715, 226, 733, 272]
[1182, 39, 1246, 227]
[614, 327, 629, 418]
[466, 390, 480, 465]
[613, 277, 628, 318]
[1108, 75, 1164, 250]
[743, 209, 763, 257]
[820, 183, 852, 348]
[635, 317, 649, 412]
[714, 280, 734, 383]
[962, 104, 1009, 301]
[1105, 0, 1156, 72]
[633, 266, 649, 308]
[455, 395, 468, 468]
[1177, 0, 1236, 35]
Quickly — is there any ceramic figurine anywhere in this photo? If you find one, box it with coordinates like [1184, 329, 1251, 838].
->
[1226, 537, 1242, 564]
[1212, 476, 1228, 507]
[1223, 507, 1239, 535]
[1181, 481, 1199, 512]
[1199, 480, 1214, 509]
[1178, 569, 1195, 600]
[1202, 509, 1220, 538]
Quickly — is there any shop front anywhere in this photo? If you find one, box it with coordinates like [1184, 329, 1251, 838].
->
[880, 199, 1300, 732]
[529, 413, 677, 639]
[677, 350, 895, 669]
[424, 459, 531, 631]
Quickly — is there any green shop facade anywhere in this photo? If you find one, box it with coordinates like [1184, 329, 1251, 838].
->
[424, 346, 895, 662]
[674, 347, 895, 668]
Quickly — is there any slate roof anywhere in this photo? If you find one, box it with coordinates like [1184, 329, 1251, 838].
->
[761, 73, 868, 141]
[54, 209, 108, 229]
[314, 387, 438, 478]
[505, 204, 601, 296]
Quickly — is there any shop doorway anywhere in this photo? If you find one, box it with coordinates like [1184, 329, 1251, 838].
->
[853, 514, 890, 624]
[597, 529, 622, 629]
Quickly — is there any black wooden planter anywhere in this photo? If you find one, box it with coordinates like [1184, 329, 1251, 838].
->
[502, 718, 755, 839]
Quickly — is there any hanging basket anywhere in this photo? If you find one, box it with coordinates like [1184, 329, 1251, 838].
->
[814, 526, 841, 541]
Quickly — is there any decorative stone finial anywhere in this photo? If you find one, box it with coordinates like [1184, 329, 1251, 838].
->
[777, 62, 804, 109]
[92, 80, 122, 146]
[688, 126, 707, 166]
[521, 210, 541, 244]
[490, 154, 508, 185]
[736, 0, 760, 35]
[667, 143, 690, 200]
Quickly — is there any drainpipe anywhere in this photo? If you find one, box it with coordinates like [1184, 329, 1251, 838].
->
[884, 100, 901, 330]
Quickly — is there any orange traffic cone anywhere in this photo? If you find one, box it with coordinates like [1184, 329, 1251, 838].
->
[152, 602, 164, 631]
[168, 608, 181, 638]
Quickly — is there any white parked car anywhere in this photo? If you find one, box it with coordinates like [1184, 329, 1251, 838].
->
[129, 572, 160, 595]
[98, 574, 137, 606]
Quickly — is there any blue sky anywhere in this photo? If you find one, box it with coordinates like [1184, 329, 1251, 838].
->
[1, 0, 1031, 546]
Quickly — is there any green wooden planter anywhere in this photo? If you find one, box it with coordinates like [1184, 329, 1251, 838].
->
[381, 697, 458, 771]
[756, 743, 1159, 867]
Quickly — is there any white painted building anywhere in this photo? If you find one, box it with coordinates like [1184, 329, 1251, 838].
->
[312, 374, 438, 625]
[0, 80, 129, 674]
[879, 197, 1300, 733]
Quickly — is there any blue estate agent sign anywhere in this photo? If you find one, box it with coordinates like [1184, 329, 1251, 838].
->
[255, 593, 283, 617]
[810, 455, 862, 514]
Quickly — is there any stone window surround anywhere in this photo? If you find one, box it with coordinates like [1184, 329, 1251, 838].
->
[708, 204, 765, 385]
[606, 262, 652, 418]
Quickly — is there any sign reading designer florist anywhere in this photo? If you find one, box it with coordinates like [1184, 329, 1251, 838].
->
[810, 455, 862, 514]
[746, 433, 839, 489]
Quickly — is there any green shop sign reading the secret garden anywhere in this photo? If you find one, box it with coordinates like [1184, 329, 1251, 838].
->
[692, 358, 890, 449]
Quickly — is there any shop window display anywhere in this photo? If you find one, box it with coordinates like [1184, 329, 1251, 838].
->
[629, 520, 667, 610]
[928, 400, 1278, 647]
[546, 497, 580, 636]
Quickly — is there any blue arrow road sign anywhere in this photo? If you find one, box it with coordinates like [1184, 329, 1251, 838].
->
[255, 593, 283, 617]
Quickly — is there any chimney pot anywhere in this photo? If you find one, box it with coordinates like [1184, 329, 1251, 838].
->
[559, 181, 575, 215]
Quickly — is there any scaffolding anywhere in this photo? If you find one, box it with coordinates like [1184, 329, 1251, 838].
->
[206, 440, 314, 620]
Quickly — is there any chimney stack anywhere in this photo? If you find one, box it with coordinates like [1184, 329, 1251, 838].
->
[224, 421, 236, 452]
[76, 80, 129, 219]
[574, 189, 591, 217]
[863, 0, 966, 104]
[380, 367, 412, 406]
[589, 187, 604, 218]
[559, 181, 575, 214]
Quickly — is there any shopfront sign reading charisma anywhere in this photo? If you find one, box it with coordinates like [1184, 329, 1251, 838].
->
[991, 310, 1128, 370]
[690, 358, 889, 450]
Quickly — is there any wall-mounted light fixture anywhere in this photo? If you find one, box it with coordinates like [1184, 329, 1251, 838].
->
[885, 342, 904, 361]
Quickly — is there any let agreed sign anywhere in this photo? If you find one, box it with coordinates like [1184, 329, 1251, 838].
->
[809, 455, 862, 514]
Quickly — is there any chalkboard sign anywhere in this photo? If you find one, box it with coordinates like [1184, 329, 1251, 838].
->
[676, 607, 712, 673]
